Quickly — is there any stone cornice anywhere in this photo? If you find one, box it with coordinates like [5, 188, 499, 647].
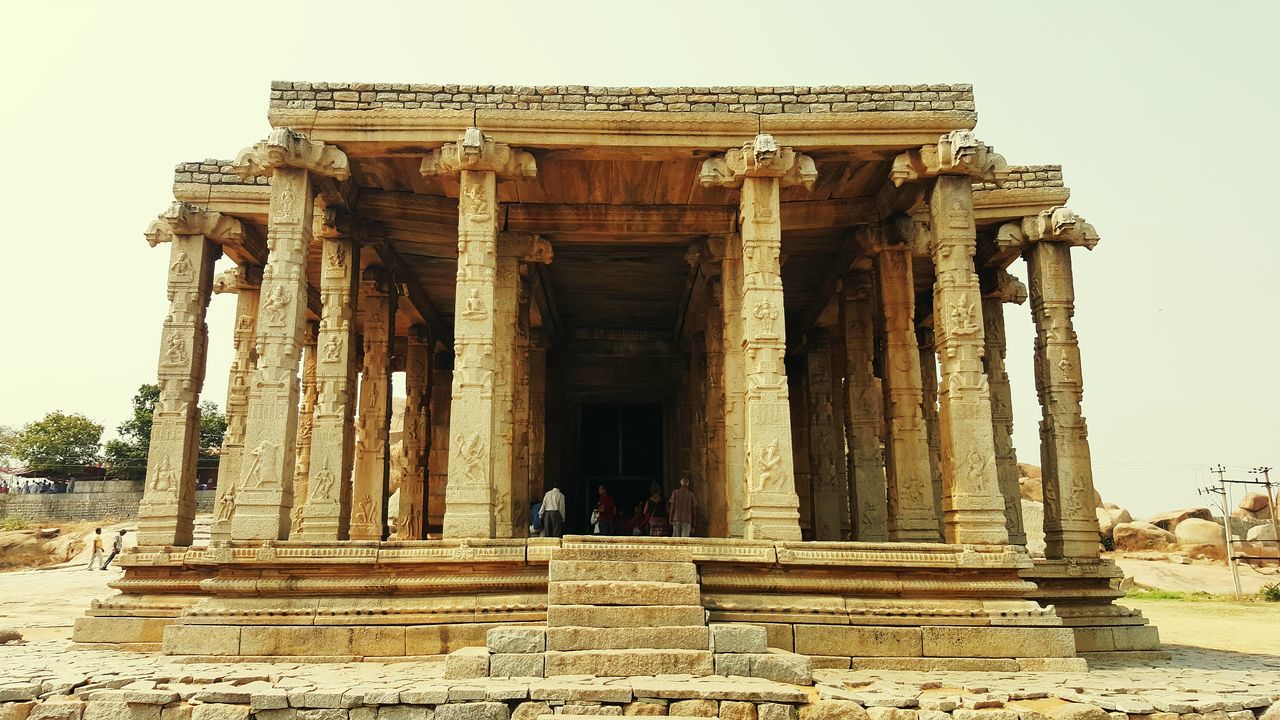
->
[212, 265, 263, 294]
[997, 206, 1100, 251]
[419, 127, 537, 179]
[232, 128, 351, 180]
[890, 130, 1009, 187]
[144, 201, 246, 246]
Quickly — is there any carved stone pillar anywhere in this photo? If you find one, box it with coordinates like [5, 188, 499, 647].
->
[210, 264, 260, 544]
[841, 271, 889, 541]
[688, 332, 709, 532]
[981, 269, 1029, 547]
[877, 245, 941, 541]
[137, 203, 233, 546]
[805, 336, 845, 541]
[350, 267, 396, 541]
[827, 336, 853, 541]
[229, 129, 349, 541]
[422, 128, 536, 538]
[299, 216, 360, 541]
[703, 277, 729, 538]
[916, 323, 944, 532]
[700, 135, 815, 540]
[511, 269, 532, 537]
[528, 333, 547, 507]
[290, 321, 319, 535]
[396, 324, 432, 540]
[1006, 208, 1102, 559]
[428, 357, 453, 532]
[893, 131, 1009, 545]
[720, 239, 748, 538]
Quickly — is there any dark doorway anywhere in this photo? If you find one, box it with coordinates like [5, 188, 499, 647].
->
[574, 402, 664, 535]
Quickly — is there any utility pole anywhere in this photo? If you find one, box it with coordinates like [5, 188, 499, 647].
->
[1206, 464, 1243, 599]
[1250, 466, 1279, 559]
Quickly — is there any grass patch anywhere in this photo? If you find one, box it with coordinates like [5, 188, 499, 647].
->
[1, 517, 29, 531]
[1124, 589, 1217, 601]
[1262, 582, 1280, 602]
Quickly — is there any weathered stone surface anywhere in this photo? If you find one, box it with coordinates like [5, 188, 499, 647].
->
[490, 653, 544, 678]
[1146, 507, 1213, 532]
[758, 704, 798, 720]
[1174, 518, 1228, 548]
[710, 625, 767, 654]
[866, 709, 918, 720]
[549, 626, 710, 651]
[715, 654, 752, 677]
[510, 702, 549, 720]
[799, 701, 870, 720]
[161, 626, 240, 656]
[670, 700, 719, 717]
[190, 706, 249, 720]
[793, 626, 921, 657]
[0, 703, 35, 720]
[487, 627, 546, 654]
[1112, 521, 1176, 551]
[376, 707, 430, 720]
[82, 703, 161, 720]
[719, 701, 758, 720]
[549, 561, 698, 584]
[548, 581, 700, 607]
[621, 701, 666, 716]
[750, 652, 813, 686]
[434, 705, 508, 720]
[548, 605, 706, 628]
[545, 649, 713, 677]
[921, 627, 1076, 658]
[559, 704, 623, 716]
[444, 647, 490, 679]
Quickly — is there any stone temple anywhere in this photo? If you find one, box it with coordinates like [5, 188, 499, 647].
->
[74, 82, 1159, 670]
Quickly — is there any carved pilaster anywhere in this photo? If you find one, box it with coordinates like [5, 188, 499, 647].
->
[1006, 207, 1101, 559]
[528, 334, 547, 511]
[396, 325, 432, 540]
[805, 336, 846, 541]
[512, 266, 533, 535]
[701, 134, 815, 540]
[425, 128, 538, 539]
[720, 241, 747, 538]
[230, 129, 348, 541]
[290, 322, 319, 536]
[427, 357, 453, 532]
[982, 269, 1029, 547]
[877, 246, 940, 541]
[827, 337, 853, 541]
[350, 266, 396, 541]
[210, 264, 260, 544]
[138, 203, 228, 546]
[842, 271, 889, 541]
[703, 277, 729, 538]
[299, 217, 359, 541]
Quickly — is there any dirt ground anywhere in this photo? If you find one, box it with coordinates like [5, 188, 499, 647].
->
[1115, 554, 1277, 594]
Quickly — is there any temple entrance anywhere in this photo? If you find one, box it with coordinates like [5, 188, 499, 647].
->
[571, 402, 664, 535]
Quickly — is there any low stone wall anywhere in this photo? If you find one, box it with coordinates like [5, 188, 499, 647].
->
[269, 81, 977, 114]
[0, 490, 215, 522]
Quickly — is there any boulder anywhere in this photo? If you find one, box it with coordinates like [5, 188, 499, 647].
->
[1019, 475, 1043, 503]
[1112, 521, 1175, 551]
[1174, 518, 1228, 547]
[1247, 524, 1277, 542]
[0, 628, 22, 644]
[1021, 499, 1046, 556]
[1146, 507, 1212, 532]
[1096, 505, 1132, 537]
[1240, 492, 1271, 513]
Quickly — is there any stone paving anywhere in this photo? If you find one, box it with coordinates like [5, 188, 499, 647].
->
[0, 640, 1278, 720]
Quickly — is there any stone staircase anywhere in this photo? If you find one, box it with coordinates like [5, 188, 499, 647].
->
[543, 543, 714, 676]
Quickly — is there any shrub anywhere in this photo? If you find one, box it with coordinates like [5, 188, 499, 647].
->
[1261, 582, 1280, 602]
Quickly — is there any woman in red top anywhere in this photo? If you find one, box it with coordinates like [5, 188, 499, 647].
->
[595, 485, 617, 535]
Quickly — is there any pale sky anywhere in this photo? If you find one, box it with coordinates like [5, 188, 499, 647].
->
[1, 1, 1276, 518]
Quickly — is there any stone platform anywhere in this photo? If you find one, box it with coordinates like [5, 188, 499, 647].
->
[74, 536, 1097, 664]
[1, 640, 1278, 720]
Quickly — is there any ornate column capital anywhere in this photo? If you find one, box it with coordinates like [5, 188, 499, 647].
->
[980, 268, 1028, 305]
[232, 128, 350, 180]
[420, 127, 537, 179]
[212, 265, 264, 295]
[891, 130, 1009, 187]
[999, 206, 1100, 251]
[145, 201, 246, 246]
[498, 233, 554, 263]
[698, 134, 817, 189]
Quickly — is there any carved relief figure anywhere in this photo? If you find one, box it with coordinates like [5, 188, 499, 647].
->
[169, 249, 193, 279]
[463, 288, 487, 319]
[215, 483, 237, 523]
[151, 455, 175, 492]
[353, 494, 375, 526]
[464, 182, 490, 222]
[311, 459, 336, 501]
[753, 300, 779, 333]
[948, 294, 980, 336]
[278, 186, 295, 218]
[243, 440, 280, 488]
[327, 244, 346, 273]
[758, 439, 782, 491]
[264, 285, 290, 327]
[164, 334, 189, 365]
[322, 334, 342, 362]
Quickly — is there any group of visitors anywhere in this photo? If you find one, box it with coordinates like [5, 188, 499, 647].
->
[0, 479, 69, 494]
[85, 528, 128, 571]
[530, 477, 697, 538]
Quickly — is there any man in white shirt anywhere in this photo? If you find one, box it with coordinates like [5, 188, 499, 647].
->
[539, 484, 566, 538]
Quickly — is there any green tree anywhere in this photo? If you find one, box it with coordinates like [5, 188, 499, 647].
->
[103, 384, 226, 480]
[11, 412, 103, 474]
[0, 425, 17, 466]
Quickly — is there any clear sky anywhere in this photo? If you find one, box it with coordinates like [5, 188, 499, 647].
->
[1, 1, 1276, 518]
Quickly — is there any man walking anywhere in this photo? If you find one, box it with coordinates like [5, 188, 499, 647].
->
[539, 483, 566, 538]
[86, 528, 105, 570]
[102, 529, 127, 570]
[668, 477, 696, 537]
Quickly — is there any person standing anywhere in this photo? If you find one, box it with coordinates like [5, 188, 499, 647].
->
[86, 528, 105, 570]
[595, 485, 617, 535]
[540, 484, 566, 538]
[643, 482, 669, 536]
[668, 477, 696, 537]
[102, 529, 127, 570]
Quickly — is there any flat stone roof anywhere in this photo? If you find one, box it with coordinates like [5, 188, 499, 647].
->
[270, 82, 975, 114]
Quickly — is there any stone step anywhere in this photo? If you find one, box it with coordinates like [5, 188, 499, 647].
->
[548, 604, 706, 628]
[548, 559, 699, 584]
[552, 545, 693, 563]
[545, 648, 714, 677]
[547, 625, 711, 651]
[548, 580, 700, 606]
